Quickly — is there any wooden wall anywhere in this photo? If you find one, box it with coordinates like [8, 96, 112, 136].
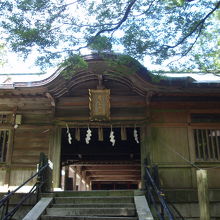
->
[55, 95, 146, 122]
[0, 86, 220, 191]
[148, 101, 220, 189]
[0, 92, 53, 187]
[0, 168, 6, 186]
[13, 127, 49, 164]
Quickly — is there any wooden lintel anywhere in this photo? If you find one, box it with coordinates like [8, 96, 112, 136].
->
[86, 171, 141, 176]
[83, 166, 141, 171]
[17, 125, 53, 129]
[16, 110, 53, 114]
[89, 174, 140, 177]
[190, 123, 220, 128]
[69, 163, 141, 166]
[90, 177, 141, 181]
[55, 120, 146, 127]
[150, 123, 188, 127]
[0, 124, 13, 129]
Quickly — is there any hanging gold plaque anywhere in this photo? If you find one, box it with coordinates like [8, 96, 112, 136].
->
[89, 89, 110, 121]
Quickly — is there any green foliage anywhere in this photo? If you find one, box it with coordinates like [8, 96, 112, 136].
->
[87, 36, 112, 53]
[0, 0, 219, 73]
[167, 0, 185, 7]
[105, 54, 144, 75]
[60, 55, 88, 79]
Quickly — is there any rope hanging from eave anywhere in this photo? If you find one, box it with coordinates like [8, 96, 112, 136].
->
[65, 124, 140, 147]
[66, 123, 72, 144]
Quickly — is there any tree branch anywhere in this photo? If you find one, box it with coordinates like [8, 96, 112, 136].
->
[167, 22, 204, 67]
[92, 0, 137, 38]
[134, 0, 157, 17]
[165, 0, 220, 49]
[58, 0, 79, 9]
[73, 0, 137, 53]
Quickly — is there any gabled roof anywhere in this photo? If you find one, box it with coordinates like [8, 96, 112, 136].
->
[0, 53, 219, 97]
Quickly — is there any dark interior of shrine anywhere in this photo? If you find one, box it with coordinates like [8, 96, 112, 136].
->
[61, 127, 140, 164]
[60, 127, 141, 190]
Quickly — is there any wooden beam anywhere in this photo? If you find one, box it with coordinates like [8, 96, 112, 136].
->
[90, 176, 140, 181]
[55, 116, 146, 122]
[57, 96, 145, 106]
[150, 123, 188, 127]
[83, 166, 141, 171]
[15, 125, 53, 129]
[69, 163, 141, 166]
[89, 174, 140, 177]
[86, 171, 141, 176]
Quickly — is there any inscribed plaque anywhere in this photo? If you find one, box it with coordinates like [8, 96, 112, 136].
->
[89, 89, 110, 121]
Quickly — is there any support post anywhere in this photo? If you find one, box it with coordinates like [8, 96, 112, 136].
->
[78, 176, 82, 191]
[196, 169, 210, 220]
[64, 166, 69, 191]
[72, 168, 77, 191]
[52, 127, 61, 189]
[38, 152, 52, 193]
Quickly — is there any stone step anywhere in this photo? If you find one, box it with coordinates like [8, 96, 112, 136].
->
[52, 203, 135, 208]
[40, 191, 138, 220]
[46, 207, 136, 216]
[41, 216, 138, 220]
[54, 196, 134, 204]
[42, 190, 134, 198]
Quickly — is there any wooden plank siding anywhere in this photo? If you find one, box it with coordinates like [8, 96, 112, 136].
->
[12, 128, 50, 164]
[0, 94, 53, 187]
[9, 168, 37, 187]
[55, 95, 147, 121]
[151, 127, 190, 164]
[0, 168, 6, 186]
[148, 104, 220, 189]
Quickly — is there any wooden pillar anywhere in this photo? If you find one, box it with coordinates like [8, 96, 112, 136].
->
[5, 128, 15, 187]
[78, 176, 82, 191]
[196, 169, 210, 220]
[73, 169, 77, 190]
[86, 177, 91, 191]
[81, 170, 86, 191]
[52, 127, 61, 189]
[64, 166, 69, 190]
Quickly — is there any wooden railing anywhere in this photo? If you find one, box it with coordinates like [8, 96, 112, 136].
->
[0, 152, 52, 220]
[144, 163, 185, 220]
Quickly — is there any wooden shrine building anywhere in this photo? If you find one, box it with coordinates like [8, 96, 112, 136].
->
[0, 53, 220, 193]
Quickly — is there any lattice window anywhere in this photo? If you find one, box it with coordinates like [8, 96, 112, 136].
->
[0, 114, 12, 124]
[193, 129, 220, 161]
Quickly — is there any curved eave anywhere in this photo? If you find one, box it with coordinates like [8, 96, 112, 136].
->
[0, 53, 219, 96]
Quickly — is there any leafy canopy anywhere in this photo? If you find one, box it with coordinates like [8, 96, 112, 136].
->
[0, 0, 219, 73]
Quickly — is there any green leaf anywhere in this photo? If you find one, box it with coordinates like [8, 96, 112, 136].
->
[60, 55, 89, 79]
